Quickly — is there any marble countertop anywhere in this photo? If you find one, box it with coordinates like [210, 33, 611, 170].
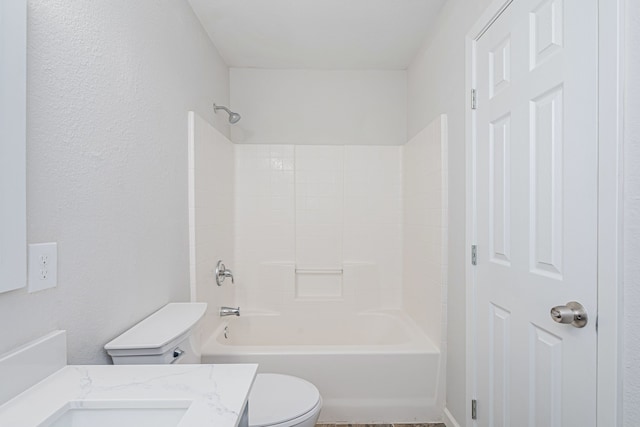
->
[0, 363, 258, 427]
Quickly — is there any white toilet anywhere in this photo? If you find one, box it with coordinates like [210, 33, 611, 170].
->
[104, 303, 322, 427]
[248, 373, 322, 427]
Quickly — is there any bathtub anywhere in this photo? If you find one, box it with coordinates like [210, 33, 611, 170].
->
[201, 311, 443, 423]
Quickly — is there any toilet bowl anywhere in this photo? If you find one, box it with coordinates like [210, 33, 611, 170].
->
[104, 303, 322, 427]
[249, 373, 322, 427]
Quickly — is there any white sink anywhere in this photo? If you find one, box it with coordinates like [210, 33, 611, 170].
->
[41, 402, 189, 427]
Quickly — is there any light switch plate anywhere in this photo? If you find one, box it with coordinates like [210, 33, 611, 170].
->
[28, 243, 57, 293]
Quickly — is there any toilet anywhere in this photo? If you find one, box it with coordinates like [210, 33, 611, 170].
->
[104, 303, 322, 427]
[248, 373, 322, 427]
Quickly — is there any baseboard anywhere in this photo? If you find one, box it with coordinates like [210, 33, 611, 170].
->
[443, 407, 462, 427]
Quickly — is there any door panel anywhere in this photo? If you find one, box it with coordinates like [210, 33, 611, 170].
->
[473, 0, 598, 425]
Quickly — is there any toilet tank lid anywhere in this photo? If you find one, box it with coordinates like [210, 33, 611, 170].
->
[104, 303, 207, 352]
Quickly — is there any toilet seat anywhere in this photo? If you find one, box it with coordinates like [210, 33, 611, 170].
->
[249, 374, 322, 427]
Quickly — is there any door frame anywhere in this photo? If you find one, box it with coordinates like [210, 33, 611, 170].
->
[464, 0, 625, 426]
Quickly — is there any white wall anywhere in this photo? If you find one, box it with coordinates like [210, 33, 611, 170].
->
[403, 115, 448, 347]
[234, 145, 403, 315]
[188, 112, 235, 330]
[624, 0, 640, 423]
[0, 0, 230, 364]
[233, 144, 296, 310]
[407, 0, 493, 423]
[230, 69, 407, 145]
[341, 146, 403, 308]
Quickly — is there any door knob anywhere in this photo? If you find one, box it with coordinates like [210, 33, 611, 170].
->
[550, 301, 588, 328]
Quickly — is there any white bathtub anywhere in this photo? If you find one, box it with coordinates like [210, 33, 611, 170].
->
[201, 311, 443, 423]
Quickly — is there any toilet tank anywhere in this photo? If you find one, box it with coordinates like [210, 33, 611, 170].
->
[104, 303, 207, 365]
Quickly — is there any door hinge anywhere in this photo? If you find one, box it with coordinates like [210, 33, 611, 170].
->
[471, 245, 477, 265]
[472, 399, 477, 420]
[471, 89, 478, 110]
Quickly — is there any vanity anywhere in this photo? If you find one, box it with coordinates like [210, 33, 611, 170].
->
[0, 331, 257, 427]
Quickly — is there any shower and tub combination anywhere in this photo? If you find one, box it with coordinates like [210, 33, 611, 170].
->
[202, 309, 442, 421]
[188, 108, 448, 422]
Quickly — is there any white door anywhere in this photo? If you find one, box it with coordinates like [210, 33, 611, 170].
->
[473, 0, 598, 425]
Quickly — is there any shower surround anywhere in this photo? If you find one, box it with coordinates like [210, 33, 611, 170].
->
[234, 143, 403, 314]
[188, 111, 448, 422]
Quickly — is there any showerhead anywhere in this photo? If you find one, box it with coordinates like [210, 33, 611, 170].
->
[228, 112, 241, 124]
[213, 104, 241, 124]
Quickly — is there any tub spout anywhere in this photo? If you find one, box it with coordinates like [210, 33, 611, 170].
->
[220, 306, 240, 317]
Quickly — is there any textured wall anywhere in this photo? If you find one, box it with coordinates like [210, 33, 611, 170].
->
[230, 69, 407, 146]
[624, 0, 640, 423]
[0, 0, 229, 364]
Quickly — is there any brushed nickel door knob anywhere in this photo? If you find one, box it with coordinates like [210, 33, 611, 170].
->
[550, 301, 588, 328]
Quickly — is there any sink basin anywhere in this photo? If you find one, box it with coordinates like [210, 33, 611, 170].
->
[41, 402, 189, 427]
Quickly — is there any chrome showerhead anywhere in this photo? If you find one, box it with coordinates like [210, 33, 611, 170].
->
[228, 112, 241, 124]
[213, 104, 241, 124]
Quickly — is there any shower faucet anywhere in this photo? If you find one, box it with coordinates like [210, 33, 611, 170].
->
[215, 260, 234, 286]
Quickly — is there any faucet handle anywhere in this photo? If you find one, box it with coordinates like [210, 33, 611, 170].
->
[215, 260, 235, 286]
[223, 268, 234, 284]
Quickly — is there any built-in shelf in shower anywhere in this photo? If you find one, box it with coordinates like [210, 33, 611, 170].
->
[295, 267, 343, 299]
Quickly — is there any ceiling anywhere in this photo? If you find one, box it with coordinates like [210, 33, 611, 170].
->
[187, 0, 447, 70]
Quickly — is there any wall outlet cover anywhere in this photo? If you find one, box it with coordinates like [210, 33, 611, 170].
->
[28, 242, 57, 293]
